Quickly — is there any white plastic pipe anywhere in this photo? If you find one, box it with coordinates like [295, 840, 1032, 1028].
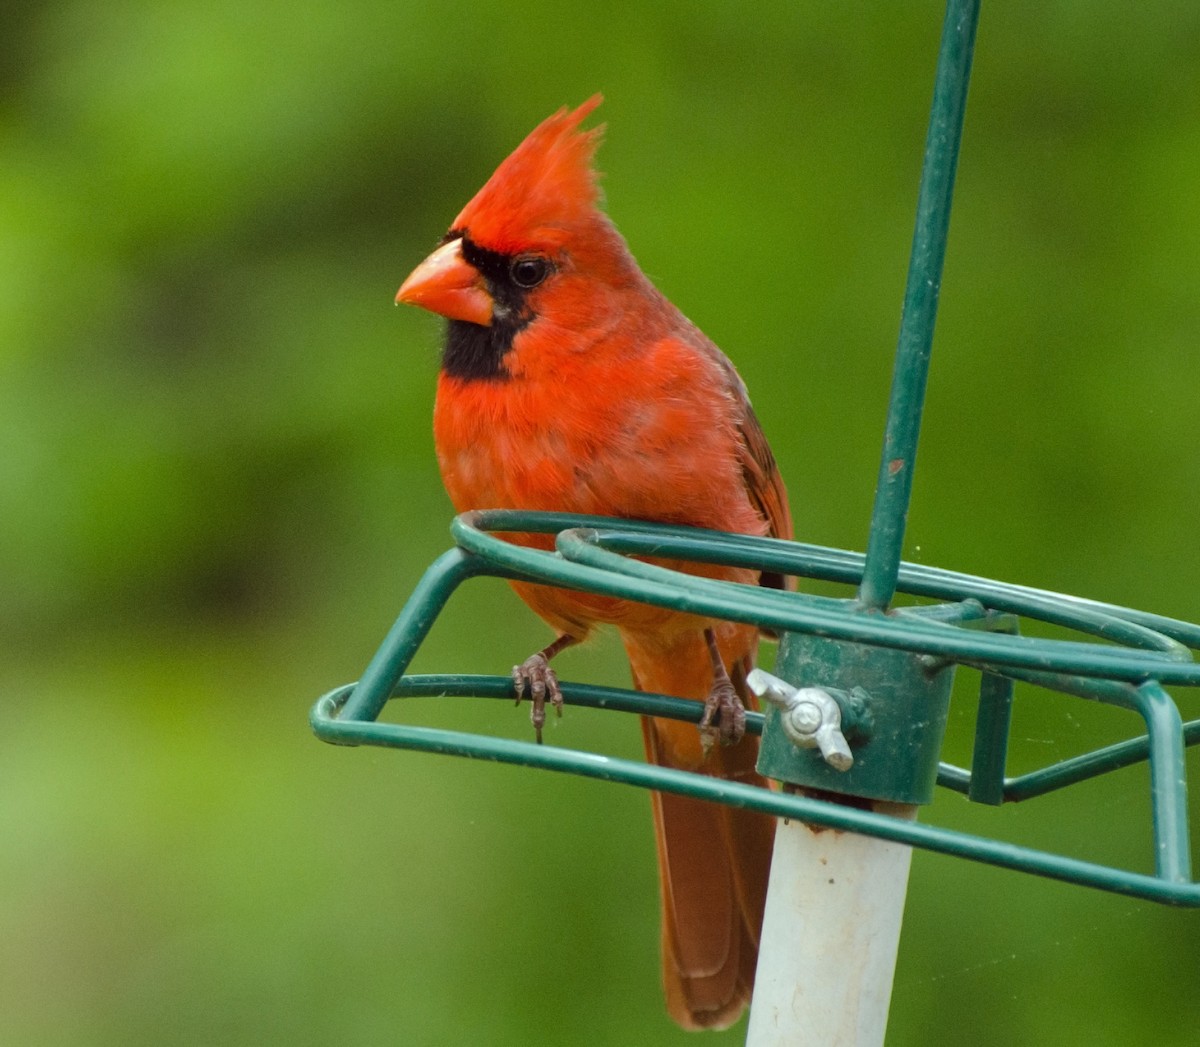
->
[746, 802, 916, 1047]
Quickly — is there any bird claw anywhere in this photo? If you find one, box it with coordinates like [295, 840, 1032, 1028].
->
[513, 653, 564, 744]
[699, 678, 747, 755]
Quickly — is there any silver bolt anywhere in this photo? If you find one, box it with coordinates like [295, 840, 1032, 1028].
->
[789, 701, 823, 733]
[746, 669, 855, 772]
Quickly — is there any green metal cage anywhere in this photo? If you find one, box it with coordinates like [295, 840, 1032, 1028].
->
[312, 0, 1199, 908]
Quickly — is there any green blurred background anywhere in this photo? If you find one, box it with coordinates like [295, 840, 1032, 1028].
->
[3, 1, 1199, 1043]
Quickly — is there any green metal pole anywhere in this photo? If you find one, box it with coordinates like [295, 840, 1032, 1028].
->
[858, 0, 980, 612]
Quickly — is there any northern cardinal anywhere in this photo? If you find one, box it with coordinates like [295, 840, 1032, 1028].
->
[396, 96, 791, 1031]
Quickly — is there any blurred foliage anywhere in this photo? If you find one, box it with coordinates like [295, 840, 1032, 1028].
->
[3, 1, 1200, 1043]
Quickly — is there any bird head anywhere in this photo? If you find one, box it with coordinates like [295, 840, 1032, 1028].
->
[396, 95, 639, 378]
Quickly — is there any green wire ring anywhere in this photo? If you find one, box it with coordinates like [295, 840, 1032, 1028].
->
[312, 510, 1199, 905]
[453, 510, 1199, 681]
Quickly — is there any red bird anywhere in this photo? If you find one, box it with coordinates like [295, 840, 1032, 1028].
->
[396, 96, 791, 1031]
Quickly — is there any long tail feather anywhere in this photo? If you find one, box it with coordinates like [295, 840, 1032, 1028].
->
[630, 644, 776, 1030]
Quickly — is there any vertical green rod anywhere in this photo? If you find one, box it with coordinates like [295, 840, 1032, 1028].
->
[858, 0, 980, 612]
[1136, 682, 1192, 882]
[968, 612, 1017, 805]
[968, 671, 1014, 805]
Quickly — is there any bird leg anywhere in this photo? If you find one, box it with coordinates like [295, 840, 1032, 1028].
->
[513, 634, 579, 743]
[699, 627, 747, 754]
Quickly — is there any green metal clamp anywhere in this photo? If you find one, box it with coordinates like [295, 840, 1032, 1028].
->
[758, 634, 956, 806]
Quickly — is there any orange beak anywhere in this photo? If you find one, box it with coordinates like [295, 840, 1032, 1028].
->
[395, 238, 493, 326]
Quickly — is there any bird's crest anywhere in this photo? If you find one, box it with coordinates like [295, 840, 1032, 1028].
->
[453, 95, 605, 254]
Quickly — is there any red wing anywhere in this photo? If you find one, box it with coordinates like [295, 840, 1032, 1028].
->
[683, 328, 794, 590]
[737, 401, 794, 592]
[738, 401, 791, 543]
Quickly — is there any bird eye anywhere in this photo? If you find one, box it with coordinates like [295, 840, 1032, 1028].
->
[510, 256, 551, 289]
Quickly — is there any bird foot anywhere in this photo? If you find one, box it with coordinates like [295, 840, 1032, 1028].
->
[513, 653, 563, 744]
[699, 677, 747, 755]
